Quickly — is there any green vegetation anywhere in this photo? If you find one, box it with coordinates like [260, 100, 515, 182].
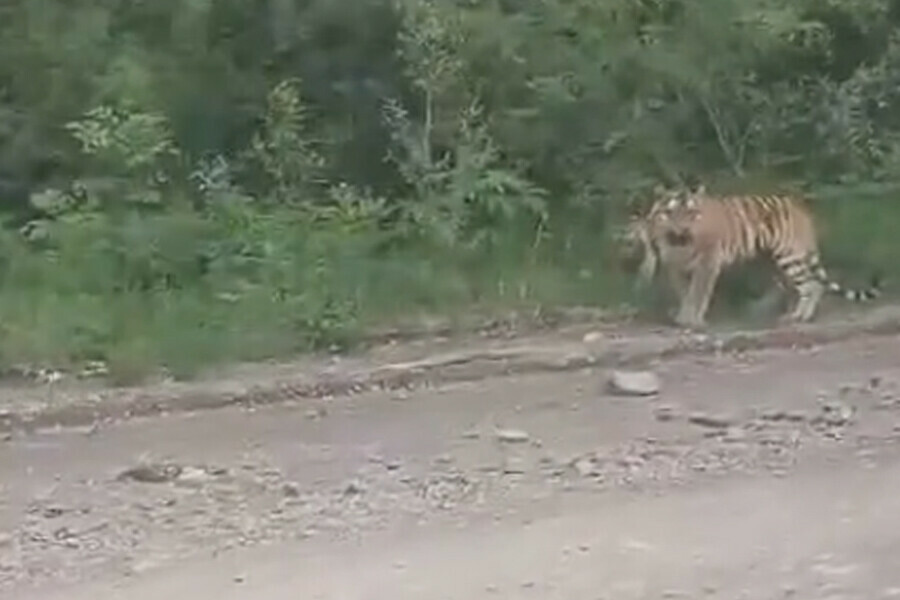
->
[0, 0, 898, 381]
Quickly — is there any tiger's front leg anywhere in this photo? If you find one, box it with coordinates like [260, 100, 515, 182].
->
[663, 264, 689, 319]
[674, 260, 721, 329]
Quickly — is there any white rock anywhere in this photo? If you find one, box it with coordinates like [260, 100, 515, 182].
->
[495, 428, 530, 443]
[582, 331, 603, 343]
[607, 370, 660, 397]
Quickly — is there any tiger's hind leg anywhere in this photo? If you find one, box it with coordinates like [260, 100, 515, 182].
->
[790, 277, 825, 322]
[777, 254, 825, 323]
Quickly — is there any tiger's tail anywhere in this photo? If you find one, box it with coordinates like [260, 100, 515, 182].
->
[813, 260, 883, 302]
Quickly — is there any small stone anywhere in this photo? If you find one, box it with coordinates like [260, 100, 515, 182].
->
[0, 532, 12, 547]
[503, 456, 527, 474]
[573, 456, 597, 477]
[654, 405, 677, 422]
[495, 429, 530, 444]
[723, 427, 747, 442]
[607, 370, 660, 397]
[118, 463, 183, 483]
[761, 410, 807, 423]
[816, 400, 855, 427]
[41, 505, 66, 519]
[177, 466, 214, 486]
[343, 481, 364, 496]
[582, 331, 603, 343]
[688, 413, 734, 429]
[282, 482, 301, 497]
[129, 558, 160, 575]
[305, 407, 327, 420]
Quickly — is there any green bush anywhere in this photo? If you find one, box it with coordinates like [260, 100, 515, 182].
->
[0, 0, 898, 381]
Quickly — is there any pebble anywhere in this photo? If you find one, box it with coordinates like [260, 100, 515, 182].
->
[495, 429, 530, 443]
[583, 331, 603, 343]
[118, 463, 183, 484]
[654, 404, 678, 422]
[282, 482, 301, 497]
[688, 413, 734, 429]
[503, 456, 528, 474]
[761, 410, 807, 423]
[177, 466, 215, 486]
[573, 456, 598, 477]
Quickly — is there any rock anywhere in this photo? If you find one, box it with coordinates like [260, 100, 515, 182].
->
[117, 463, 183, 483]
[723, 427, 747, 443]
[177, 466, 215, 486]
[343, 481, 365, 496]
[305, 406, 327, 420]
[760, 409, 807, 423]
[616, 454, 645, 470]
[503, 456, 528, 475]
[815, 400, 855, 427]
[654, 404, 678, 422]
[607, 370, 660, 397]
[495, 428, 530, 444]
[41, 505, 67, 519]
[0, 532, 12, 547]
[688, 413, 734, 429]
[582, 331, 603, 343]
[571, 455, 598, 477]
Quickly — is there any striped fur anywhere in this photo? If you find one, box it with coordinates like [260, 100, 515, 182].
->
[628, 184, 881, 328]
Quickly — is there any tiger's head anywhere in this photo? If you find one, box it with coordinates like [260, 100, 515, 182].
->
[651, 183, 704, 221]
[648, 183, 706, 246]
[614, 182, 708, 277]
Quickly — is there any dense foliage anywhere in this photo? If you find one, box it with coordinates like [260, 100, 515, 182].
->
[0, 0, 898, 380]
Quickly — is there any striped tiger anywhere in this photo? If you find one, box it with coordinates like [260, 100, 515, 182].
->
[625, 184, 882, 328]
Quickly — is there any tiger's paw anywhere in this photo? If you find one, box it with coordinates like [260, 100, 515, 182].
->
[673, 312, 706, 331]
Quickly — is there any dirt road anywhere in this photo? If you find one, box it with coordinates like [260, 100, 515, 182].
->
[4, 332, 900, 598]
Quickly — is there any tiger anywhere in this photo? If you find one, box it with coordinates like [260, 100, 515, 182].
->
[622, 183, 882, 328]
